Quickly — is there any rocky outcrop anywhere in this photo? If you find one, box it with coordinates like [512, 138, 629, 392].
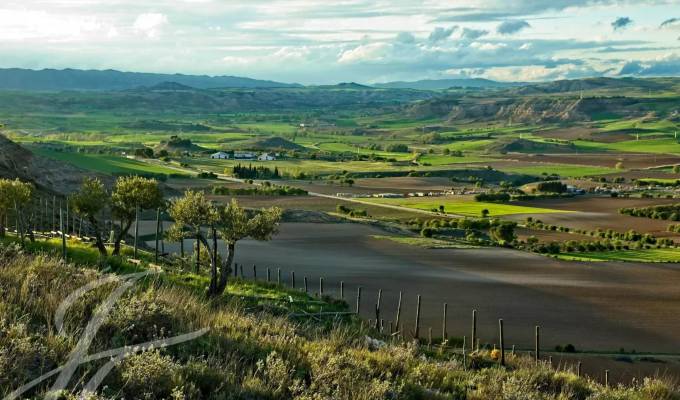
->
[405, 93, 654, 124]
[0, 134, 109, 194]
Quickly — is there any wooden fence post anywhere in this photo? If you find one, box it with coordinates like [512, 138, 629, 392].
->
[395, 291, 402, 333]
[52, 196, 56, 232]
[65, 199, 69, 235]
[577, 361, 582, 377]
[535, 326, 540, 364]
[499, 319, 505, 366]
[291, 271, 295, 288]
[155, 207, 161, 263]
[605, 370, 609, 387]
[319, 277, 324, 296]
[133, 206, 139, 259]
[462, 335, 467, 369]
[277, 268, 281, 285]
[340, 281, 344, 299]
[267, 267, 271, 282]
[428, 327, 432, 350]
[471, 310, 477, 352]
[59, 208, 66, 261]
[304, 276, 308, 293]
[253, 265, 257, 280]
[414, 295, 421, 339]
[442, 303, 448, 343]
[375, 289, 382, 328]
[356, 286, 362, 314]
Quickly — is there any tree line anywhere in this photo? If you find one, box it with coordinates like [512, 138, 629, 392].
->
[619, 204, 680, 221]
[0, 176, 281, 297]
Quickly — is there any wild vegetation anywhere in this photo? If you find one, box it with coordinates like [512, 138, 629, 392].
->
[2, 238, 679, 399]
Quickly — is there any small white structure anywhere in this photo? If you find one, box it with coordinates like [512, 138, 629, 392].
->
[234, 151, 256, 160]
[210, 151, 230, 159]
[258, 153, 276, 161]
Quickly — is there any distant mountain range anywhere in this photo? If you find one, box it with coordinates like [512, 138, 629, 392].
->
[0, 68, 301, 91]
[372, 78, 523, 90]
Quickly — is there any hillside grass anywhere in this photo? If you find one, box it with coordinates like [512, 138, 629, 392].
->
[1, 237, 678, 399]
[31, 147, 188, 176]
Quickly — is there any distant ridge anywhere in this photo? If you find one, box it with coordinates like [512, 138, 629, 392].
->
[373, 78, 523, 90]
[0, 68, 301, 91]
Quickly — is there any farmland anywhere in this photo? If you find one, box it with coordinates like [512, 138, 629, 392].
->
[363, 195, 569, 217]
[4, 74, 680, 394]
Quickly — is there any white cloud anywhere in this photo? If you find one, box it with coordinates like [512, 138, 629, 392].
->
[133, 13, 168, 38]
[338, 42, 389, 63]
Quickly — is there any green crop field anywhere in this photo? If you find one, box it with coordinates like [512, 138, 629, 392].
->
[557, 248, 680, 263]
[363, 196, 569, 216]
[32, 147, 188, 176]
[575, 138, 680, 154]
[496, 163, 619, 177]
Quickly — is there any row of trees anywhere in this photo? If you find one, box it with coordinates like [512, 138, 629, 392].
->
[70, 176, 164, 256]
[232, 164, 281, 180]
[619, 204, 680, 221]
[2, 175, 282, 297]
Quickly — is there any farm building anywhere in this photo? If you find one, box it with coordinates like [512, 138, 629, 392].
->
[210, 151, 230, 159]
[234, 151, 256, 160]
[258, 153, 276, 161]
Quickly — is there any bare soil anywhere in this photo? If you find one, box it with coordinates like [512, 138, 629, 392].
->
[510, 196, 680, 238]
[156, 222, 680, 381]
[499, 153, 680, 169]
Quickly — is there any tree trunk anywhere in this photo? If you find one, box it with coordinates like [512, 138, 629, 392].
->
[208, 228, 219, 296]
[88, 216, 108, 257]
[216, 242, 235, 295]
[112, 218, 133, 256]
[195, 233, 200, 273]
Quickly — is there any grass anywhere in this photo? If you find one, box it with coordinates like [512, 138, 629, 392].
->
[363, 196, 570, 217]
[497, 163, 619, 178]
[31, 147, 188, 176]
[556, 248, 680, 263]
[575, 138, 680, 155]
[371, 235, 478, 249]
[418, 153, 496, 165]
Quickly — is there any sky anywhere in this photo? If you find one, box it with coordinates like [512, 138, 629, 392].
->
[1, 0, 680, 84]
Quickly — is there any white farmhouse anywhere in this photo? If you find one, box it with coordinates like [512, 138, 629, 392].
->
[234, 151, 256, 160]
[210, 151, 230, 159]
[258, 153, 276, 161]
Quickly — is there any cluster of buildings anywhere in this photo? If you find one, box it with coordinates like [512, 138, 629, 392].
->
[335, 191, 453, 199]
[210, 151, 276, 161]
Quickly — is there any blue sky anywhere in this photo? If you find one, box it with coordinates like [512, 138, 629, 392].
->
[1, 0, 679, 84]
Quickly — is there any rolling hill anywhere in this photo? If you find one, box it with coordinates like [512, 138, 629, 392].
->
[0, 68, 301, 91]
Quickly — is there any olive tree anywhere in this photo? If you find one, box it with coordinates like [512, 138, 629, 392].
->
[168, 192, 281, 296]
[0, 179, 33, 238]
[167, 190, 219, 274]
[70, 178, 109, 256]
[110, 176, 164, 255]
[213, 199, 281, 295]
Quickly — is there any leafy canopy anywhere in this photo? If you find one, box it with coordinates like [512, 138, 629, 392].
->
[0, 178, 33, 214]
[70, 177, 108, 217]
[111, 176, 164, 219]
[217, 199, 281, 244]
